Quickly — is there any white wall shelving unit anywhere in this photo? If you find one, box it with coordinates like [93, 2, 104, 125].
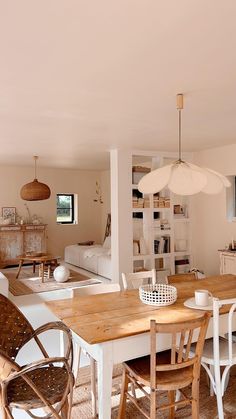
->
[132, 152, 193, 277]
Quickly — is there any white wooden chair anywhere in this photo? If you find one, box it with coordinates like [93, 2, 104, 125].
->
[121, 269, 157, 290]
[71, 282, 120, 417]
[199, 297, 236, 419]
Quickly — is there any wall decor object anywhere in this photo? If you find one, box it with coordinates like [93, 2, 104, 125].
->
[93, 181, 103, 204]
[2, 207, 16, 224]
[138, 94, 231, 196]
[20, 156, 51, 201]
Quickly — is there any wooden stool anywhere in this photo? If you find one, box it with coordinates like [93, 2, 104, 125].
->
[39, 259, 59, 280]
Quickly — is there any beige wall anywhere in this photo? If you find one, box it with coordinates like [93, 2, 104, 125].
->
[0, 165, 105, 258]
[193, 144, 236, 276]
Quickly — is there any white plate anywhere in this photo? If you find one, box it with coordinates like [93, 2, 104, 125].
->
[184, 297, 213, 310]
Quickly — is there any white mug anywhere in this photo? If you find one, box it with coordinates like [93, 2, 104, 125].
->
[195, 289, 213, 306]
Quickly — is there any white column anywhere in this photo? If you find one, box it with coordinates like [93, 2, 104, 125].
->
[110, 150, 133, 285]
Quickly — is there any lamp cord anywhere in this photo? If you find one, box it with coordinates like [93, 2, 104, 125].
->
[34, 156, 38, 180]
[178, 109, 182, 162]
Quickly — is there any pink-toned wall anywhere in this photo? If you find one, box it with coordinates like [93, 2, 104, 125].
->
[193, 144, 236, 276]
[0, 165, 105, 258]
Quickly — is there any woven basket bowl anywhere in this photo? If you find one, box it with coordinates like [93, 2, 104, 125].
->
[139, 283, 177, 307]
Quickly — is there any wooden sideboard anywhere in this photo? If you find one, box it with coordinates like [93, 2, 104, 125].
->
[0, 224, 47, 267]
[219, 250, 236, 275]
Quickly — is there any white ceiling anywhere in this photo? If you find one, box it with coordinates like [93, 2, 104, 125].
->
[1, 1, 236, 170]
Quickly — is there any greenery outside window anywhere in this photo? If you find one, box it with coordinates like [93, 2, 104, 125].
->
[57, 194, 75, 224]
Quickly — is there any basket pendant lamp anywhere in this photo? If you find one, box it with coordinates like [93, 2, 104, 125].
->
[138, 94, 231, 196]
[20, 156, 51, 201]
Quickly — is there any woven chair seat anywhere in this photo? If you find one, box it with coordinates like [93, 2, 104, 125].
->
[7, 366, 69, 409]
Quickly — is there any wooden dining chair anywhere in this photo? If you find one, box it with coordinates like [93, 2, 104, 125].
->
[122, 269, 157, 290]
[70, 282, 120, 417]
[198, 297, 236, 419]
[167, 272, 197, 284]
[0, 293, 74, 419]
[118, 312, 210, 419]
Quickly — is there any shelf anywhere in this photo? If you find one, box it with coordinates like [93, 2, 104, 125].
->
[174, 251, 191, 257]
[132, 207, 171, 212]
[174, 218, 190, 223]
[133, 255, 151, 261]
[153, 230, 172, 235]
[132, 153, 192, 275]
[132, 208, 144, 212]
[153, 208, 170, 212]
[154, 253, 172, 259]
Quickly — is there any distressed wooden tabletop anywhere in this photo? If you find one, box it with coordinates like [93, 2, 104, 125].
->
[46, 274, 236, 344]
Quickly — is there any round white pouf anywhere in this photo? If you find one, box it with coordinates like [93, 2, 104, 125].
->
[53, 265, 70, 283]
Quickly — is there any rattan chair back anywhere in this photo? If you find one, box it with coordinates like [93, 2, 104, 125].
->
[0, 293, 74, 418]
[0, 294, 34, 362]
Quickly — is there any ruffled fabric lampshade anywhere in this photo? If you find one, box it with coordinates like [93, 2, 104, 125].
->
[138, 94, 230, 196]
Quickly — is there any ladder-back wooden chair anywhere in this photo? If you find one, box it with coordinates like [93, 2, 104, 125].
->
[0, 294, 74, 419]
[167, 272, 197, 284]
[122, 269, 157, 290]
[118, 313, 210, 419]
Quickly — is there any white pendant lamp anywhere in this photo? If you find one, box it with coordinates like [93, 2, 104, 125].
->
[138, 94, 231, 196]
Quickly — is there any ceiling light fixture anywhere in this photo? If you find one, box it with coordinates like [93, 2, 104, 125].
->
[138, 94, 230, 195]
[20, 156, 51, 201]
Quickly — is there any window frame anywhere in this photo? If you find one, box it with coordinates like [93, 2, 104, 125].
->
[56, 193, 75, 224]
[226, 176, 236, 222]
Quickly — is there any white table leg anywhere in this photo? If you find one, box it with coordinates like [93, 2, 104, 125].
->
[60, 330, 67, 357]
[97, 342, 113, 419]
[90, 356, 97, 417]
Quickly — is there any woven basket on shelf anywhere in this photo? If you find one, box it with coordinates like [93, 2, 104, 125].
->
[139, 283, 177, 307]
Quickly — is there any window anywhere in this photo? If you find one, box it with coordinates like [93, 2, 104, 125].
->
[226, 176, 235, 221]
[57, 194, 75, 224]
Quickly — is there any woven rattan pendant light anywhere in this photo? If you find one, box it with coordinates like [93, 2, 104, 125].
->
[20, 156, 51, 201]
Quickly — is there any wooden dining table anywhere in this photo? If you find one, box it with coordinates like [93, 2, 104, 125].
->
[46, 274, 236, 419]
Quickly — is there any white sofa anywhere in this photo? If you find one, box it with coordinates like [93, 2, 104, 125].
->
[64, 241, 112, 279]
[0, 271, 8, 297]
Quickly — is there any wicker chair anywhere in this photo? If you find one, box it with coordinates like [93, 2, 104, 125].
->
[0, 294, 74, 419]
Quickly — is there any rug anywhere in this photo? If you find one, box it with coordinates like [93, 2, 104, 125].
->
[4, 267, 101, 296]
[73, 364, 236, 418]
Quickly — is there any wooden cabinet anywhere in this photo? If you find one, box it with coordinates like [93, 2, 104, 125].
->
[219, 251, 236, 275]
[0, 225, 47, 267]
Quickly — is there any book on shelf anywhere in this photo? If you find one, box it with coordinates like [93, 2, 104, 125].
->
[132, 197, 144, 208]
[154, 236, 170, 254]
